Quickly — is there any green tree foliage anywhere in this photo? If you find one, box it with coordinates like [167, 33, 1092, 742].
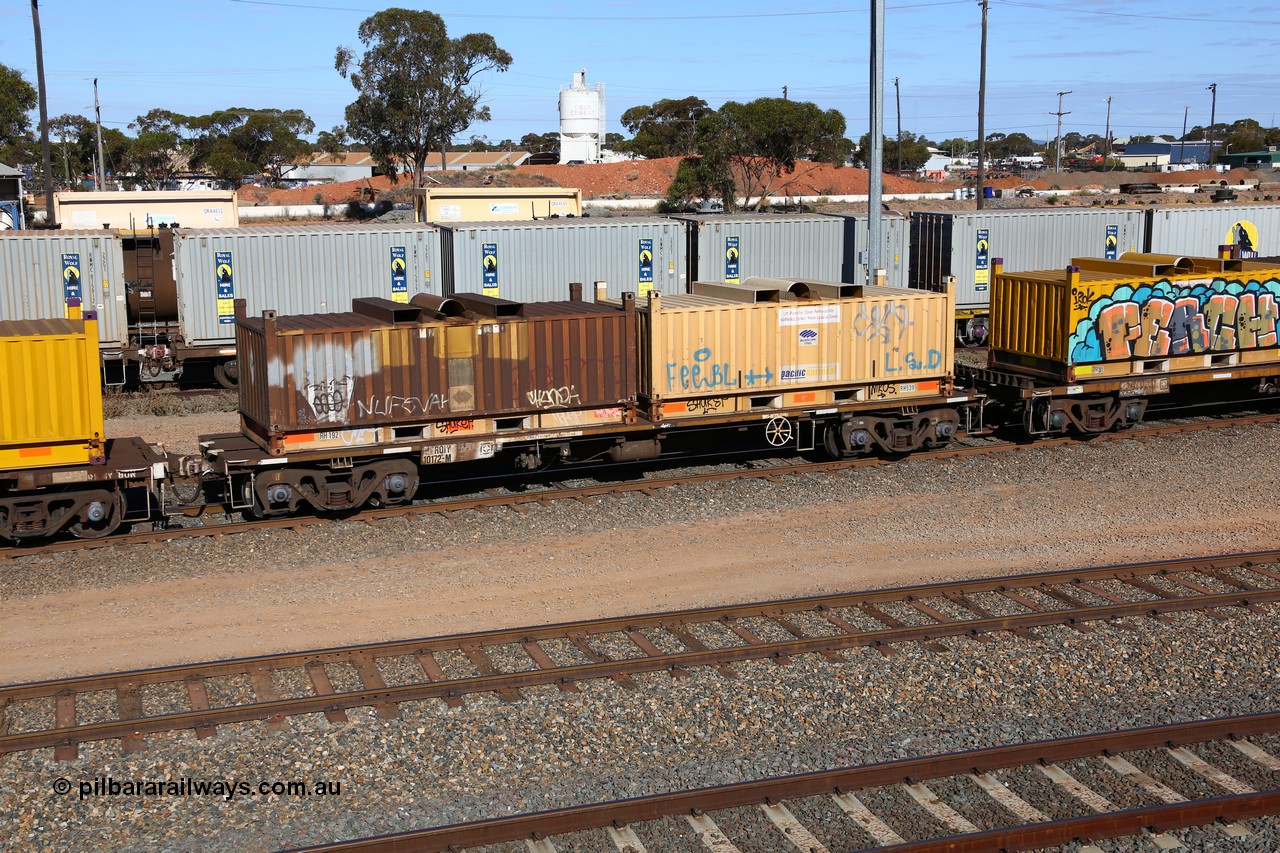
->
[315, 126, 352, 155]
[127, 107, 314, 187]
[618, 96, 710, 159]
[855, 132, 933, 172]
[0, 63, 38, 164]
[520, 131, 559, 155]
[336, 8, 512, 219]
[128, 109, 188, 189]
[667, 98, 849, 211]
[48, 114, 133, 188]
[199, 108, 315, 185]
[983, 131, 1037, 159]
[937, 137, 972, 157]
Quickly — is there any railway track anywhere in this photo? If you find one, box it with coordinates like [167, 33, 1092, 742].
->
[5, 410, 1279, 561]
[3, 551, 1278, 761]
[281, 712, 1280, 853]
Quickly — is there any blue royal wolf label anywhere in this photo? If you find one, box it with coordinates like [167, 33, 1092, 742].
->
[61, 253, 82, 312]
[974, 229, 990, 292]
[215, 251, 234, 325]
[1105, 225, 1118, 260]
[638, 238, 653, 295]
[390, 246, 408, 303]
[482, 242, 498, 296]
[725, 236, 740, 284]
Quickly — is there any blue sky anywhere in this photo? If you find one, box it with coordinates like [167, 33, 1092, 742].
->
[5, 1, 1277, 149]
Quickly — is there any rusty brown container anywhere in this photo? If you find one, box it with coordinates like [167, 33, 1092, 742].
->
[236, 293, 636, 445]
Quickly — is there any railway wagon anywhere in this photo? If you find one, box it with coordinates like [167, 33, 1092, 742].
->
[965, 251, 1280, 435]
[631, 277, 963, 457]
[0, 313, 161, 540]
[910, 208, 1148, 345]
[0, 230, 129, 383]
[208, 289, 641, 516]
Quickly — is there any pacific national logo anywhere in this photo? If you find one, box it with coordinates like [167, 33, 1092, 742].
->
[798, 328, 818, 346]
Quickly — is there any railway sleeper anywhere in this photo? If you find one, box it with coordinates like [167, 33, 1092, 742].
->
[824, 408, 960, 458]
[1024, 394, 1147, 436]
[249, 459, 420, 517]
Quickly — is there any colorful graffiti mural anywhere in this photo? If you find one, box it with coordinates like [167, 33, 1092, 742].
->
[1070, 276, 1280, 362]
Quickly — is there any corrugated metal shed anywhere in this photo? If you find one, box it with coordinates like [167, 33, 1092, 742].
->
[438, 218, 685, 302]
[909, 208, 1148, 311]
[172, 223, 440, 347]
[671, 213, 845, 284]
[1146, 203, 1280, 257]
[0, 230, 129, 353]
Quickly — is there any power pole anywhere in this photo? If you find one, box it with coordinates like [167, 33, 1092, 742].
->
[976, 0, 988, 210]
[1104, 96, 1112, 156]
[1180, 106, 1189, 165]
[31, 0, 55, 226]
[93, 79, 107, 190]
[782, 85, 788, 100]
[867, 0, 884, 282]
[1206, 83, 1218, 165]
[1053, 90, 1072, 172]
[893, 76, 902, 174]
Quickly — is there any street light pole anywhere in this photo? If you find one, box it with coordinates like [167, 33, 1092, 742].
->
[1207, 83, 1218, 165]
[93, 79, 107, 190]
[976, 0, 988, 210]
[893, 76, 902, 175]
[867, 0, 884, 282]
[1053, 90, 1072, 172]
[1104, 96, 1112, 157]
[30, 0, 55, 226]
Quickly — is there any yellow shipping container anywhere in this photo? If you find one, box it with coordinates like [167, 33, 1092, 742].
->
[639, 279, 955, 413]
[415, 187, 582, 222]
[0, 315, 105, 470]
[991, 254, 1280, 382]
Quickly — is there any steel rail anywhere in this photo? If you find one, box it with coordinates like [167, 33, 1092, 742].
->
[4, 549, 1275, 698]
[279, 712, 1280, 852]
[876, 794, 1280, 852]
[3, 552, 1278, 756]
[4, 411, 1278, 561]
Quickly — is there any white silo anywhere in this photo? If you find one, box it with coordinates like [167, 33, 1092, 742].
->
[558, 69, 605, 164]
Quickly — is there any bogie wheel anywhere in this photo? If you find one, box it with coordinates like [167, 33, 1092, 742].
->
[213, 359, 239, 389]
[68, 492, 124, 540]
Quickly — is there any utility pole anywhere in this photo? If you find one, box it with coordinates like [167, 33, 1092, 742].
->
[31, 0, 55, 226]
[1052, 90, 1072, 172]
[1207, 83, 1218, 165]
[976, 0, 988, 210]
[1180, 106, 1189, 166]
[867, 0, 884, 282]
[1104, 96, 1112, 157]
[782, 85, 788, 100]
[893, 76, 902, 174]
[93, 79, 107, 190]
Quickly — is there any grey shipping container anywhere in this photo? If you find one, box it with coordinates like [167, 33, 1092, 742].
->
[1145, 203, 1280, 257]
[0, 230, 129, 357]
[819, 211, 910, 285]
[172, 223, 440, 349]
[910, 208, 1147, 338]
[438, 218, 685, 302]
[673, 213, 845, 285]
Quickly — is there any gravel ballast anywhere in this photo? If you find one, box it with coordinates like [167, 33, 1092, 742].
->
[2, 421, 1279, 850]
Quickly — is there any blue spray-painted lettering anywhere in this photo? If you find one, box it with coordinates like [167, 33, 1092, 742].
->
[905, 349, 944, 370]
[666, 347, 740, 391]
